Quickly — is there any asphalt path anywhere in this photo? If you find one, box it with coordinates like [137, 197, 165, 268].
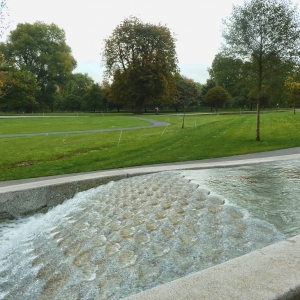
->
[0, 117, 169, 138]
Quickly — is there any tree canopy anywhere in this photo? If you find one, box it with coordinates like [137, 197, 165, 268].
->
[222, 0, 300, 141]
[208, 53, 245, 96]
[103, 16, 179, 114]
[204, 86, 231, 112]
[84, 84, 104, 112]
[0, 22, 77, 111]
[175, 74, 198, 128]
[285, 67, 300, 113]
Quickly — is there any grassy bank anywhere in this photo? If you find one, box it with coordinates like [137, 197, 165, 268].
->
[1, 112, 300, 181]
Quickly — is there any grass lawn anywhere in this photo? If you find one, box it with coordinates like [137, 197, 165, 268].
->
[1, 111, 300, 181]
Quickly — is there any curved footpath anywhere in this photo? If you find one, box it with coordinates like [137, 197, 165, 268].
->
[0, 117, 169, 138]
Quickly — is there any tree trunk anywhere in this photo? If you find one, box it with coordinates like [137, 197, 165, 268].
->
[256, 100, 260, 141]
[182, 105, 186, 129]
[256, 54, 262, 142]
[134, 98, 144, 114]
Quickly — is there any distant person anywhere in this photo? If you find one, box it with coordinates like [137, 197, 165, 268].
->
[155, 107, 159, 115]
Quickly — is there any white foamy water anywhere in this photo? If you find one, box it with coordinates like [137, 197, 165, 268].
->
[0, 171, 285, 300]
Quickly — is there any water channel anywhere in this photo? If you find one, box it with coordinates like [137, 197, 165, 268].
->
[0, 159, 299, 299]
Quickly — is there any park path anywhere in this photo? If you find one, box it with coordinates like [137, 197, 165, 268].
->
[0, 117, 169, 138]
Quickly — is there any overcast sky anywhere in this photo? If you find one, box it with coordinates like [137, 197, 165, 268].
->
[4, 0, 300, 84]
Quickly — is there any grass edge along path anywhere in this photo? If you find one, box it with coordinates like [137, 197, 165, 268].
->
[1, 112, 300, 181]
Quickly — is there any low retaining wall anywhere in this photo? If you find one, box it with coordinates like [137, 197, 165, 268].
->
[0, 171, 128, 217]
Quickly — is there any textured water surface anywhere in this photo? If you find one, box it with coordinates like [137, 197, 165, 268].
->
[182, 159, 300, 237]
[0, 171, 287, 300]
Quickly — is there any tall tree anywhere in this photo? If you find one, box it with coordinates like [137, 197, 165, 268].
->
[285, 67, 300, 114]
[103, 16, 179, 114]
[0, 68, 39, 112]
[60, 73, 94, 99]
[200, 78, 216, 99]
[84, 83, 104, 112]
[222, 0, 300, 141]
[0, 22, 77, 111]
[59, 72, 94, 110]
[209, 53, 246, 97]
[175, 74, 198, 128]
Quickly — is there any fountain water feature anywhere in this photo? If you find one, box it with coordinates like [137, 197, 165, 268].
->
[181, 158, 300, 238]
[0, 159, 299, 300]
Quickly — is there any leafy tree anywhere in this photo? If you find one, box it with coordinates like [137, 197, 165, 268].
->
[222, 0, 300, 141]
[175, 74, 198, 128]
[84, 84, 104, 112]
[103, 16, 179, 114]
[61, 94, 81, 112]
[58, 73, 94, 111]
[60, 73, 94, 99]
[0, 67, 39, 112]
[100, 80, 111, 111]
[285, 69, 300, 113]
[204, 86, 230, 112]
[0, 22, 77, 111]
[0, 52, 10, 99]
[209, 53, 246, 97]
[200, 78, 216, 98]
[194, 82, 203, 106]
[209, 53, 252, 110]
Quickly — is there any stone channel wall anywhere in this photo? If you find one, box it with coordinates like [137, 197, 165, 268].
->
[0, 172, 128, 218]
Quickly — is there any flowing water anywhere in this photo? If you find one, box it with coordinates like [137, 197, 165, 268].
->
[0, 159, 299, 300]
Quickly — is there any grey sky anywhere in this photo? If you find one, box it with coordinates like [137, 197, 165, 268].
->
[4, 0, 300, 84]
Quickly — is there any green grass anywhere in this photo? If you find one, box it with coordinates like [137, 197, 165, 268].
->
[1, 112, 300, 181]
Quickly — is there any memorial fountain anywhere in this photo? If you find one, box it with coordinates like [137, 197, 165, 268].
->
[1, 159, 300, 300]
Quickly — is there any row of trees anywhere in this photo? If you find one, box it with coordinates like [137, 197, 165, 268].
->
[102, 16, 231, 114]
[0, 1, 224, 115]
[1, 0, 300, 141]
[0, 21, 110, 113]
[0, 18, 203, 114]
